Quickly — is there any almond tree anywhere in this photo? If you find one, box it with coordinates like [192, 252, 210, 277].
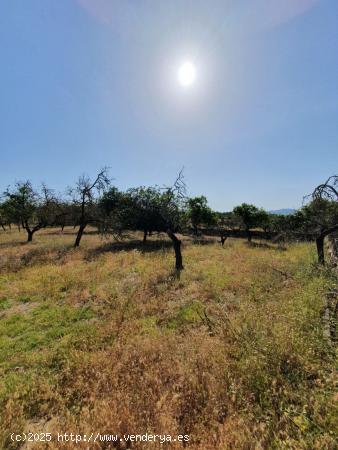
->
[3, 182, 56, 242]
[100, 171, 187, 271]
[297, 200, 338, 265]
[158, 171, 187, 270]
[0, 203, 8, 231]
[305, 175, 338, 264]
[127, 187, 167, 243]
[233, 203, 268, 242]
[69, 168, 110, 248]
[312, 175, 338, 201]
[186, 195, 216, 235]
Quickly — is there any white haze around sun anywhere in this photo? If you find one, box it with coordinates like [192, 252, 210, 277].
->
[178, 62, 196, 87]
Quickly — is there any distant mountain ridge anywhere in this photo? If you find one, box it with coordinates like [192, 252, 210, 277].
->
[269, 208, 296, 215]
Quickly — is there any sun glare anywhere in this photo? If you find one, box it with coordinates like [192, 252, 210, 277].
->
[178, 61, 196, 87]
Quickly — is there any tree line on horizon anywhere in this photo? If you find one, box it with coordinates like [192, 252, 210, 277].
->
[0, 169, 337, 268]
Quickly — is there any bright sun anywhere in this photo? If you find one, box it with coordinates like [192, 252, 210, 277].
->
[178, 61, 196, 87]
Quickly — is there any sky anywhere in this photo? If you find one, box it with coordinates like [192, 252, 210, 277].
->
[0, 0, 337, 211]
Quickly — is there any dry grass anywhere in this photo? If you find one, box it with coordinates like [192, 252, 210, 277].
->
[0, 227, 336, 449]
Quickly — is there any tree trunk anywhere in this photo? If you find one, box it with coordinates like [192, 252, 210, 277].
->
[220, 235, 227, 246]
[74, 224, 86, 248]
[143, 230, 147, 243]
[247, 228, 252, 242]
[27, 230, 33, 242]
[61, 224, 65, 232]
[167, 230, 183, 270]
[0, 223, 6, 231]
[316, 235, 325, 265]
[314, 225, 338, 265]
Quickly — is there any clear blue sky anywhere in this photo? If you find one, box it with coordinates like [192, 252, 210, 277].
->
[1, 0, 337, 211]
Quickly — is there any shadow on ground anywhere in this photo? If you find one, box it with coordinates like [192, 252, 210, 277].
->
[86, 237, 218, 260]
[247, 241, 287, 251]
[86, 239, 173, 258]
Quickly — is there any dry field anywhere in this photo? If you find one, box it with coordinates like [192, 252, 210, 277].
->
[0, 228, 336, 449]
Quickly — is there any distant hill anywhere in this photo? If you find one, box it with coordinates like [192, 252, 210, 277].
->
[269, 208, 296, 216]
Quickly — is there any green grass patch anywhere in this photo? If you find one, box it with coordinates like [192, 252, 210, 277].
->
[0, 297, 10, 310]
[165, 300, 204, 329]
[0, 304, 93, 366]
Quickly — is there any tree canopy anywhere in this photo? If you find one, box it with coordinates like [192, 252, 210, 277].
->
[233, 203, 269, 242]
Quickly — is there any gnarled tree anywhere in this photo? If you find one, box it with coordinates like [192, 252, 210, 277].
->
[100, 171, 187, 271]
[304, 175, 338, 264]
[312, 175, 338, 202]
[69, 168, 111, 248]
[2, 182, 56, 242]
[159, 171, 187, 270]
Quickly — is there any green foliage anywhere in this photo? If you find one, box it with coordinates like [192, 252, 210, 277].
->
[128, 186, 169, 233]
[100, 184, 186, 237]
[268, 199, 338, 239]
[99, 186, 133, 235]
[233, 203, 269, 240]
[300, 199, 338, 235]
[186, 196, 216, 232]
[2, 182, 39, 227]
[215, 211, 241, 230]
[233, 203, 268, 230]
[2, 182, 59, 240]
